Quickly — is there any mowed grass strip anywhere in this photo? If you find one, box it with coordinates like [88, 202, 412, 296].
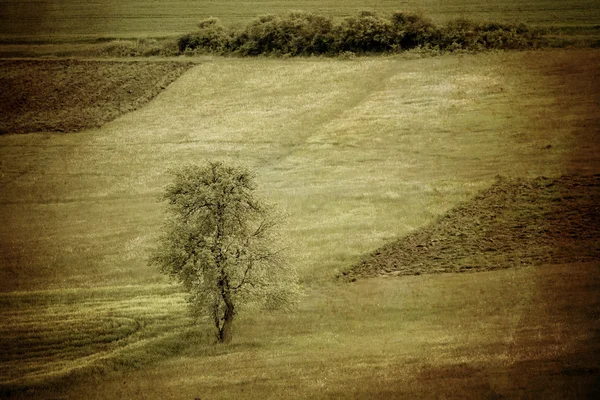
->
[0, 285, 188, 388]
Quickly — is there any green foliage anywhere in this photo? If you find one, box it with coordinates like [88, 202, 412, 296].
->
[233, 11, 335, 56]
[441, 19, 544, 50]
[177, 17, 231, 54]
[332, 11, 396, 54]
[98, 38, 179, 57]
[149, 161, 300, 343]
[391, 11, 442, 50]
[177, 11, 542, 57]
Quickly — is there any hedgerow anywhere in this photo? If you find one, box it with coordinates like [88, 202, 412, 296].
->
[99, 38, 179, 57]
[440, 19, 542, 51]
[231, 12, 334, 56]
[177, 11, 543, 56]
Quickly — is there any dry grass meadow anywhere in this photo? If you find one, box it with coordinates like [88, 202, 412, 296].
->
[0, 48, 598, 398]
[0, 1, 599, 398]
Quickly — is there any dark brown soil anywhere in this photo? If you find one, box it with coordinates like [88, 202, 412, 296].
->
[341, 175, 600, 281]
[0, 59, 195, 134]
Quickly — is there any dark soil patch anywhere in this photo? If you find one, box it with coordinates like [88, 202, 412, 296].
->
[0, 59, 194, 134]
[341, 175, 600, 281]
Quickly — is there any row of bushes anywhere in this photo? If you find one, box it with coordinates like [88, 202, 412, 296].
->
[96, 38, 180, 57]
[177, 11, 544, 56]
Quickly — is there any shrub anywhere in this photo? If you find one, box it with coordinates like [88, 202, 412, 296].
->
[441, 19, 542, 51]
[174, 11, 543, 57]
[390, 11, 442, 50]
[159, 39, 181, 57]
[232, 12, 334, 56]
[331, 11, 396, 54]
[98, 38, 174, 57]
[177, 17, 231, 54]
[339, 50, 357, 59]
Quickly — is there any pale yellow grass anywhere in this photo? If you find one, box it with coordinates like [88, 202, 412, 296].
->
[0, 50, 598, 392]
[1, 51, 587, 291]
[61, 263, 599, 399]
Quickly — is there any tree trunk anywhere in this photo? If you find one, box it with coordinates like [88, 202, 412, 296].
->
[216, 271, 235, 344]
[214, 202, 235, 344]
[219, 303, 235, 344]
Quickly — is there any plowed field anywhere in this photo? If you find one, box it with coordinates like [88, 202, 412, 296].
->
[0, 59, 194, 134]
[343, 174, 600, 280]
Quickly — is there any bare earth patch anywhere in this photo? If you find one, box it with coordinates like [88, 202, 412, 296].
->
[0, 59, 195, 134]
[342, 174, 600, 281]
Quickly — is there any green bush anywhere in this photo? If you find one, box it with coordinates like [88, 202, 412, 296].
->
[98, 38, 178, 57]
[177, 17, 231, 54]
[331, 11, 396, 54]
[441, 19, 541, 51]
[175, 11, 543, 57]
[391, 11, 442, 50]
[232, 12, 334, 56]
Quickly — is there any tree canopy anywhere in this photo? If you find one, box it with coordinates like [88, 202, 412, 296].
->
[149, 161, 300, 343]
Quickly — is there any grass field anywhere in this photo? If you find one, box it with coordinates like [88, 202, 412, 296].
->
[59, 262, 599, 399]
[1, 0, 600, 42]
[0, 285, 188, 389]
[4, 50, 597, 291]
[1, 46, 598, 397]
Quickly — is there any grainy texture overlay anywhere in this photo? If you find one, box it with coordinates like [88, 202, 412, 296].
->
[0, 48, 598, 399]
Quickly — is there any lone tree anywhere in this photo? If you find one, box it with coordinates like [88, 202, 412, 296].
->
[150, 161, 299, 343]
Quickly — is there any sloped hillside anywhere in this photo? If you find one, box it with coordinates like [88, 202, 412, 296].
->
[342, 175, 600, 281]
